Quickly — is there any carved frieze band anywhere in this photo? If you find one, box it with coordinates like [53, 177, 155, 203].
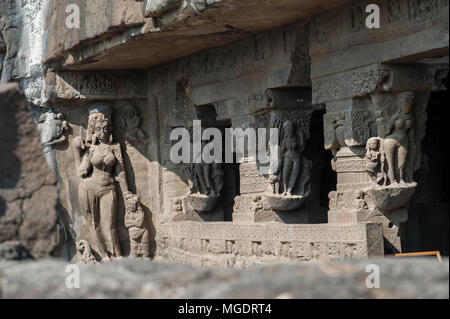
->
[313, 64, 447, 105]
[157, 222, 383, 263]
[48, 71, 148, 101]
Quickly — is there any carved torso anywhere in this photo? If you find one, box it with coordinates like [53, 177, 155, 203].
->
[90, 144, 117, 171]
[283, 136, 300, 158]
[385, 113, 412, 144]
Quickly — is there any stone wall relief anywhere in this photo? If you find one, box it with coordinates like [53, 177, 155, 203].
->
[121, 102, 147, 146]
[52, 71, 147, 101]
[324, 111, 347, 171]
[353, 190, 369, 211]
[145, 0, 183, 18]
[183, 153, 224, 213]
[38, 110, 70, 178]
[363, 92, 419, 211]
[324, 107, 376, 172]
[124, 192, 150, 258]
[71, 103, 150, 262]
[171, 78, 194, 127]
[264, 112, 313, 211]
[76, 240, 97, 265]
[157, 234, 367, 266]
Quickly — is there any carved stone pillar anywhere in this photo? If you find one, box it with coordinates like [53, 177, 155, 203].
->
[231, 89, 317, 223]
[316, 63, 448, 253]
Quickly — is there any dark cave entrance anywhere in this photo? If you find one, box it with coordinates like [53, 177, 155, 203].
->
[406, 75, 449, 255]
[195, 104, 239, 222]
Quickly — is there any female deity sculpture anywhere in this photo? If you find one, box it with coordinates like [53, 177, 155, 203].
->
[363, 93, 417, 211]
[122, 103, 147, 143]
[73, 104, 129, 261]
[280, 120, 304, 196]
[383, 92, 414, 185]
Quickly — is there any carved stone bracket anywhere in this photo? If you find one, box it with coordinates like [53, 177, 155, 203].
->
[312, 63, 447, 105]
[320, 63, 448, 254]
[324, 107, 376, 152]
[353, 63, 447, 97]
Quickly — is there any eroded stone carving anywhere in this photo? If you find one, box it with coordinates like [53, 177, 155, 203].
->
[173, 198, 183, 215]
[408, 0, 441, 23]
[145, 0, 183, 17]
[38, 110, 69, 177]
[76, 240, 97, 265]
[350, 110, 376, 146]
[351, 68, 391, 97]
[365, 137, 387, 185]
[383, 92, 415, 184]
[388, 0, 402, 23]
[264, 119, 312, 211]
[353, 190, 368, 210]
[183, 143, 224, 212]
[328, 112, 346, 170]
[157, 222, 382, 265]
[122, 103, 147, 144]
[53, 71, 147, 101]
[363, 92, 419, 211]
[73, 104, 129, 261]
[124, 192, 150, 258]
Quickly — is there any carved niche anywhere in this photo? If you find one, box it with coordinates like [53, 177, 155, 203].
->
[264, 110, 313, 211]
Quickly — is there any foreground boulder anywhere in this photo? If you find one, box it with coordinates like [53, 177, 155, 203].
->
[0, 257, 447, 298]
[0, 83, 61, 259]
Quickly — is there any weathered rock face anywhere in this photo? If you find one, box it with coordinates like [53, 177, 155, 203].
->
[0, 0, 51, 107]
[46, 0, 349, 70]
[0, 0, 448, 268]
[0, 83, 61, 259]
[0, 257, 447, 298]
